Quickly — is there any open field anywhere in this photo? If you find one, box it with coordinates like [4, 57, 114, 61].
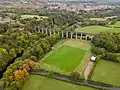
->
[22, 75, 96, 90]
[90, 18, 106, 21]
[41, 39, 92, 77]
[44, 45, 86, 72]
[21, 15, 48, 20]
[63, 40, 92, 75]
[114, 21, 120, 26]
[90, 16, 117, 21]
[7, 13, 18, 16]
[0, 4, 41, 9]
[63, 40, 91, 50]
[75, 26, 120, 34]
[91, 60, 120, 86]
[111, 21, 120, 28]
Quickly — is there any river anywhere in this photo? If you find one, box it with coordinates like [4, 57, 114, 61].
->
[0, 52, 23, 78]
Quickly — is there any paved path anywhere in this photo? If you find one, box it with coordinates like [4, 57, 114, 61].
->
[30, 70, 120, 90]
[84, 61, 93, 80]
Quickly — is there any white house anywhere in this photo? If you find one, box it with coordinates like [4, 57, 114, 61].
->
[90, 56, 97, 61]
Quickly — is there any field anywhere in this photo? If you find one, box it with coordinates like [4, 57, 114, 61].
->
[22, 75, 96, 90]
[91, 60, 120, 86]
[44, 45, 86, 72]
[21, 15, 48, 20]
[75, 26, 120, 34]
[90, 16, 117, 21]
[0, 4, 40, 9]
[41, 40, 92, 75]
[111, 21, 120, 28]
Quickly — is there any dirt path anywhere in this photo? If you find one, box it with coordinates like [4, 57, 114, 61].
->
[84, 61, 93, 80]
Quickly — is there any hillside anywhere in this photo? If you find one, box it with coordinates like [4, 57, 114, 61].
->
[55, 0, 120, 3]
[0, 0, 120, 4]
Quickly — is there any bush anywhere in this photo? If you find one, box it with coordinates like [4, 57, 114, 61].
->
[47, 71, 54, 78]
[91, 47, 106, 56]
[103, 53, 119, 62]
[71, 72, 80, 81]
[45, 34, 61, 47]
[0, 80, 4, 89]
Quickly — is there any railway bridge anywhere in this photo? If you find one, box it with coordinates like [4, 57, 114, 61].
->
[32, 26, 99, 41]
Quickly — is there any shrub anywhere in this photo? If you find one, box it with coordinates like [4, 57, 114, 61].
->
[91, 47, 106, 56]
[103, 53, 120, 62]
[71, 72, 80, 81]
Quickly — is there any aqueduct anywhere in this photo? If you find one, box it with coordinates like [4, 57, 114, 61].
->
[32, 26, 99, 41]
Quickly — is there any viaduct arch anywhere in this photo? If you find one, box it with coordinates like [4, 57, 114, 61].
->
[32, 26, 99, 41]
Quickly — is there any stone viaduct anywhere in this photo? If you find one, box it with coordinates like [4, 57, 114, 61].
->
[32, 26, 99, 41]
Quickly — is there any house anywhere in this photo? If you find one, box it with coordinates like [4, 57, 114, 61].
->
[90, 56, 97, 62]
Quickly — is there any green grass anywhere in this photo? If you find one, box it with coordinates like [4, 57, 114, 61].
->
[21, 15, 48, 20]
[75, 25, 120, 34]
[90, 16, 117, 21]
[91, 60, 120, 86]
[114, 21, 120, 26]
[111, 21, 120, 28]
[41, 40, 92, 76]
[63, 40, 92, 75]
[44, 45, 86, 72]
[90, 18, 106, 21]
[63, 39, 91, 50]
[38, 63, 70, 75]
[22, 75, 96, 90]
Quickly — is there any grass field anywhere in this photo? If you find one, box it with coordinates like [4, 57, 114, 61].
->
[111, 21, 120, 28]
[63, 40, 91, 50]
[41, 39, 92, 77]
[21, 15, 48, 20]
[75, 25, 120, 34]
[90, 18, 106, 21]
[91, 60, 120, 86]
[0, 4, 40, 9]
[44, 45, 86, 72]
[23, 75, 96, 90]
[63, 40, 92, 75]
[90, 16, 117, 21]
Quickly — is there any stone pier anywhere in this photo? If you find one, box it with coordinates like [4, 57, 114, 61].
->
[76, 33, 77, 39]
[46, 30, 48, 34]
[38, 28, 40, 32]
[86, 35, 88, 40]
[66, 32, 68, 38]
[53, 31, 56, 34]
[80, 34, 82, 40]
[49, 30, 52, 36]
[62, 31, 64, 38]
[42, 29, 44, 34]
[57, 31, 60, 35]
[71, 32, 73, 39]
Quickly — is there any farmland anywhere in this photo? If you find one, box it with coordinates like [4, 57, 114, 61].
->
[22, 75, 96, 90]
[90, 16, 117, 21]
[21, 15, 48, 20]
[111, 21, 120, 28]
[75, 25, 120, 34]
[91, 60, 120, 86]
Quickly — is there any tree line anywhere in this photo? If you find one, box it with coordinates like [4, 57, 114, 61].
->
[92, 32, 120, 62]
[0, 30, 60, 73]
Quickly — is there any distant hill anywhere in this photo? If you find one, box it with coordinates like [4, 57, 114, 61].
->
[0, 0, 48, 4]
[0, 0, 120, 4]
[55, 0, 120, 3]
